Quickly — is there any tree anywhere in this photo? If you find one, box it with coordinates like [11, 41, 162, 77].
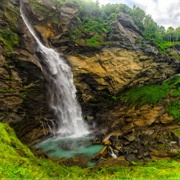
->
[174, 27, 180, 41]
[166, 27, 175, 42]
[130, 5, 146, 31]
[143, 15, 162, 41]
[159, 26, 166, 40]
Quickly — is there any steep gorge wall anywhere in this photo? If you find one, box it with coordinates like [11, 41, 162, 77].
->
[0, 0, 53, 145]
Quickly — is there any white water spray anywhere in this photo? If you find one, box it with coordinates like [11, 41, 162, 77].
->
[109, 146, 117, 159]
[20, 1, 89, 137]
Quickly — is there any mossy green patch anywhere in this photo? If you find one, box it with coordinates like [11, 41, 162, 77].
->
[29, 0, 50, 14]
[0, 88, 16, 93]
[4, 4, 19, 31]
[172, 129, 180, 137]
[154, 41, 178, 54]
[173, 55, 180, 61]
[118, 84, 170, 107]
[120, 76, 179, 105]
[115, 76, 180, 120]
[86, 34, 101, 47]
[165, 76, 180, 120]
[0, 29, 19, 51]
[171, 87, 180, 97]
[166, 101, 180, 120]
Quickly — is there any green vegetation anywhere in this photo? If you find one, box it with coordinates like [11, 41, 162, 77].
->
[0, 1, 19, 51]
[29, 0, 54, 15]
[118, 76, 179, 106]
[1, 122, 180, 179]
[172, 128, 180, 137]
[0, 29, 19, 51]
[0, 122, 86, 179]
[2, 1, 19, 31]
[92, 161, 180, 179]
[119, 85, 169, 107]
[171, 87, 180, 97]
[115, 76, 180, 119]
[29, 0, 180, 49]
[166, 101, 180, 120]
[0, 88, 16, 93]
[174, 152, 180, 159]
[154, 41, 179, 54]
[173, 55, 180, 61]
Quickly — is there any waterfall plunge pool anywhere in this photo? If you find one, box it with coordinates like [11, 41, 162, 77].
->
[34, 135, 104, 161]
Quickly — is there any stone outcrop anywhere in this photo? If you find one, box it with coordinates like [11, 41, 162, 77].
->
[108, 12, 143, 48]
[0, 0, 53, 145]
[68, 48, 177, 96]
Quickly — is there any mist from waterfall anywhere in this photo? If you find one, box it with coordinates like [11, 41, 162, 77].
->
[20, 1, 89, 137]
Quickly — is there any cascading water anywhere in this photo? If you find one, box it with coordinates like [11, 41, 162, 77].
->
[109, 146, 117, 159]
[20, 1, 89, 137]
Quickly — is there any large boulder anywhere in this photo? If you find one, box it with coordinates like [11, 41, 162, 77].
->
[107, 12, 143, 48]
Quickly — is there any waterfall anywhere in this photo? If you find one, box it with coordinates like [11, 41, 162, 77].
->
[20, 1, 89, 137]
[109, 146, 117, 159]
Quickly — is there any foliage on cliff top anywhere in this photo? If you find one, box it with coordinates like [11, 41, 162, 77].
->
[1, 122, 180, 179]
[28, 0, 180, 49]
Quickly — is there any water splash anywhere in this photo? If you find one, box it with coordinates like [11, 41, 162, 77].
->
[20, 0, 89, 137]
[109, 146, 117, 159]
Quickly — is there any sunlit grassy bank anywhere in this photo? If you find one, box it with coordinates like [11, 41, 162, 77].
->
[1, 122, 180, 179]
[116, 76, 180, 120]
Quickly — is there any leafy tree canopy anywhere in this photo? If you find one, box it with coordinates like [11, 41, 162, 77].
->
[30, 0, 180, 49]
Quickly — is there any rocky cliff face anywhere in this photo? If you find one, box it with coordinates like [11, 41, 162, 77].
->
[0, 0, 53, 145]
[1, 0, 180, 162]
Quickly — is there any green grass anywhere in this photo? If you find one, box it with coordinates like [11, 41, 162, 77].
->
[117, 76, 180, 106]
[115, 76, 180, 120]
[166, 101, 180, 120]
[91, 161, 180, 179]
[171, 87, 180, 97]
[86, 34, 102, 47]
[1, 122, 180, 179]
[118, 85, 170, 107]
[0, 123, 87, 179]
[154, 41, 179, 54]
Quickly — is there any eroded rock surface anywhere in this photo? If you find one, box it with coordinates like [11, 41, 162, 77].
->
[0, 0, 52, 145]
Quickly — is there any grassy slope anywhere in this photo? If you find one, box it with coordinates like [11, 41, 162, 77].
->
[117, 76, 180, 120]
[0, 123, 86, 179]
[1, 122, 180, 179]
